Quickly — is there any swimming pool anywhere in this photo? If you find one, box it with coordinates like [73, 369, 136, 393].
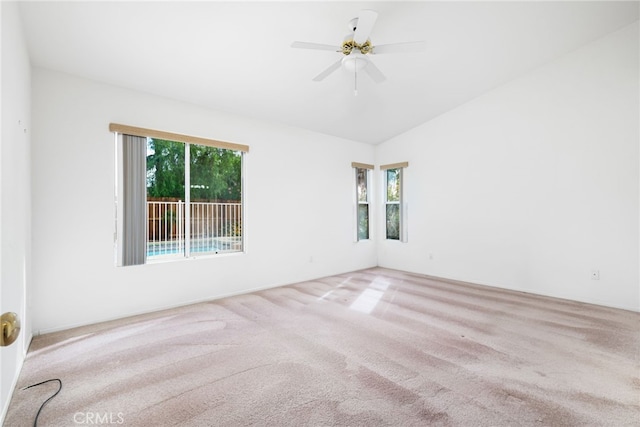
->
[147, 237, 239, 257]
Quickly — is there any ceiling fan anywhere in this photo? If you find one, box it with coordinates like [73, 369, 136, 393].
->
[291, 9, 425, 94]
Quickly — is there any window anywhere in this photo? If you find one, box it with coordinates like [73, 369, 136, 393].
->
[352, 162, 373, 240]
[381, 162, 408, 241]
[112, 124, 248, 266]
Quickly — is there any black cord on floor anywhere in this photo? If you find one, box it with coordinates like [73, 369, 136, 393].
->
[21, 378, 62, 427]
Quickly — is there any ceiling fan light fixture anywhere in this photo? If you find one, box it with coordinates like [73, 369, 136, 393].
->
[342, 53, 367, 72]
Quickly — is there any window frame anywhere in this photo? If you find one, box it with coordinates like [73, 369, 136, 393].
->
[353, 163, 373, 241]
[381, 162, 408, 242]
[112, 124, 248, 266]
[148, 141, 245, 260]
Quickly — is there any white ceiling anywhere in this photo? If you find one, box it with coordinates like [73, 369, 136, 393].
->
[18, 1, 639, 145]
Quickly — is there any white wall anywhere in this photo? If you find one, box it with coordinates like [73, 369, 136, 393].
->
[376, 21, 639, 311]
[31, 69, 376, 333]
[26, 14, 640, 336]
[0, 1, 32, 421]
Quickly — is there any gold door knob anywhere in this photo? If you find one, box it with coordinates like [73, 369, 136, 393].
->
[1, 312, 20, 346]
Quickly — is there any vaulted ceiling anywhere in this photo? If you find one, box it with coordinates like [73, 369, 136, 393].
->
[18, 1, 639, 144]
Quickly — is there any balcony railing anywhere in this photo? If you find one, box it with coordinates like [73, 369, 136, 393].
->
[147, 200, 242, 257]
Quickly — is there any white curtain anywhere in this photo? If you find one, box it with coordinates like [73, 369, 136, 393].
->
[122, 134, 147, 266]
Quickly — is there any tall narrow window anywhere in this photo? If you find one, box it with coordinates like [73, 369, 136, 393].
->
[381, 162, 408, 241]
[112, 124, 248, 265]
[353, 162, 373, 241]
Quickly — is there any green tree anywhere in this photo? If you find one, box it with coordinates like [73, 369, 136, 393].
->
[147, 139, 241, 201]
[190, 145, 242, 201]
[146, 139, 185, 199]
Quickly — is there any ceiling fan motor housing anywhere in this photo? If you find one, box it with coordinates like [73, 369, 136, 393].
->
[342, 35, 373, 56]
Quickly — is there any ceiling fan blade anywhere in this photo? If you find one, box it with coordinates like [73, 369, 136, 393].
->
[291, 41, 339, 52]
[312, 58, 343, 82]
[353, 9, 378, 45]
[372, 41, 426, 54]
[364, 59, 386, 83]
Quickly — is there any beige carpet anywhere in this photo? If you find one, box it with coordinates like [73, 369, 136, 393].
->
[5, 268, 639, 426]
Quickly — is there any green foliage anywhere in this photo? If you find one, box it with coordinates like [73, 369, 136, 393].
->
[386, 204, 400, 240]
[189, 144, 242, 201]
[356, 168, 368, 202]
[386, 168, 400, 202]
[146, 139, 185, 199]
[358, 204, 369, 240]
[147, 139, 242, 201]
[384, 167, 401, 240]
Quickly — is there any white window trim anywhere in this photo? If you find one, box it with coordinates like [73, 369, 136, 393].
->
[382, 162, 408, 243]
[352, 162, 374, 242]
[115, 133, 124, 266]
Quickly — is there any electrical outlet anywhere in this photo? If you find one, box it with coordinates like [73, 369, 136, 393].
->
[591, 270, 600, 280]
